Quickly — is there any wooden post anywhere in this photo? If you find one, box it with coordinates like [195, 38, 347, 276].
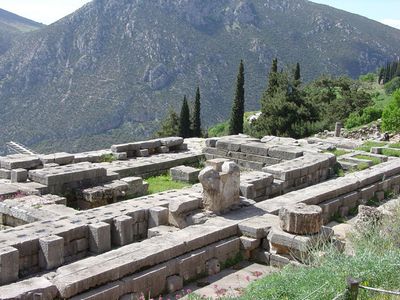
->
[346, 277, 361, 300]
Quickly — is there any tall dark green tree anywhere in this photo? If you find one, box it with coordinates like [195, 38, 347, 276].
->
[156, 108, 180, 137]
[229, 60, 245, 135]
[294, 62, 301, 82]
[260, 58, 279, 117]
[257, 71, 316, 138]
[179, 96, 191, 138]
[191, 86, 202, 137]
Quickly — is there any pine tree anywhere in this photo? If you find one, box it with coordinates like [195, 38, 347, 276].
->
[294, 62, 301, 85]
[179, 96, 191, 138]
[228, 60, 245, 135]
[156, 108, 180, 137]
[191, 86, 202, 137]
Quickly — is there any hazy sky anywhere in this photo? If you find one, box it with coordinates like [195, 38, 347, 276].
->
[311, 0, 400, 29]
[0, 0, 399, 29]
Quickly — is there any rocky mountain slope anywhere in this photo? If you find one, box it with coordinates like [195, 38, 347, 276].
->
[0, 8, 44, 54]
[0, 0, 399, 154]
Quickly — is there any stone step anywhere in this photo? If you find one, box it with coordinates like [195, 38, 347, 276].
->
[337, 160, 358, 171]
[176, 262, 277, 299]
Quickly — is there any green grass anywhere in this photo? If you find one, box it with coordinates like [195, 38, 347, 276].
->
[389, 143, 400, 149]
[354, 155, 381, 166]
[327, 149, 351, 157]
[100, 153, 116, 163]
[146, 174, 191, 194]
[238, 207, 400, 300]
[382, 148, 400, 157]
[356, 141, 388, 152]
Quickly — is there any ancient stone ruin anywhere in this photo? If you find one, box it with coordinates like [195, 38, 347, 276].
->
[0, 134, 399, 299]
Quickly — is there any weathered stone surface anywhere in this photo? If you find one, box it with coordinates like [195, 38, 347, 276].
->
[89, 222, 111, 254]
[205, 158, 230, 172]
[10, 168, 28, 183]
[0, 154, 42, 170]
[0, 277, 58, 300]
[199, 161, 240, 213]
[170, 165, 200, 183]
[149, 206, 169, 228]
[279, 203, 322, 235]
[160, 137, 184, 147]
[40, 152, 75, 165]
[39, 235, 64, 270]
[166, 275, 183, 293]
[0, 246, 19, 284]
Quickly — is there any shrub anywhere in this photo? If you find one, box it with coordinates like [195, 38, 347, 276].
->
[384, 77, 400, 95]
[382, 89, 400, 132]
[345, 106, 382, 129]
[359, 72, 375, 83]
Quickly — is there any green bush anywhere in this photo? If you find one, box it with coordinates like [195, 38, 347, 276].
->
[382, 89, 400, 132]
[208, 121, 229, 137]
[384, 77, 400, 95]
[345, 106, 382, 129]
[359, 72, 376, 83]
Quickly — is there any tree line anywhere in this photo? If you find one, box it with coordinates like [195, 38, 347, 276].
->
[379, 60, 400, 84]
[158, 58, 380, 139]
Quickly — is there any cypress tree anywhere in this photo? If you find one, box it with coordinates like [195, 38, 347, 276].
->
[229, 60, 245, 135]
[179, 96, 191, 138]
[191, 86, 202, 137]
[294, 62, 301, 87]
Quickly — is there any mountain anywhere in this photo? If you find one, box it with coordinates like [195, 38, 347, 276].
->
[0, 8, 44, 54]
[0, 0, 399, 154]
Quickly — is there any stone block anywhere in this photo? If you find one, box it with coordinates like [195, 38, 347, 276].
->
[112, 215, 134, 246]
[240, 182, 255, 199]
[268, 146, 303, 160]
[113, 152, 128, 160]
[158, 146, 169, 153]
[0, 168, 11, 179]
[166, 275, 183, 293]
[11, 168, 28, 183]
[206, 258, 220, 275]
[205, 138, 219, 148]
[270, 253, 290, 268]
[149, 206, 169, 228]
[147, 225, 179, 238]
[0, 246, 19, 284]
[0, 154, 42, 170]
[160, 137, 184, 147]
[0, 277, 58, 300]
[199, 161, 240, 213]
[137, 149, 150, 157]
[39, 235, 64, 270]
[240, 236, 260, 250]
[375, 191, 385, 201]
[89, 222, 111, 254]
[205, 158, 230, 172]
[40, 152, 74, 165]
[241, 142, 269, 156]
[279, 203, 322, 235]
[170, 165, 200, 183]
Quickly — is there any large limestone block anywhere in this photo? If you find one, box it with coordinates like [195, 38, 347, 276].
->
[199, 161, 240, 213]
[0, 246, 19, 284]
[170, 165, 200, 183]
[0, 277, 58, 300]
[279, 203, 322, 235]
[39, 235, 64, 270]
[89, 222, 111, 254]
